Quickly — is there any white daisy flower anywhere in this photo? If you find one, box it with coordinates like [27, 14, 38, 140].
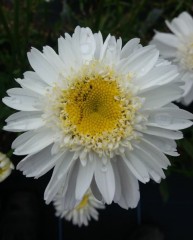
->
[53, 189, 105, 227]
[150, 11, 193, 105]
[0, 152, 14, 182]
[2, 26, 193, 210]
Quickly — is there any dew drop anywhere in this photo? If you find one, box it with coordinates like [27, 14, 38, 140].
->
[11, 97, 21, 104]
[140, 68, 146, 74]
[81, 43, 91, 54]
[22, 122, 31, 131]
[101, 165, 107, 172]
[153, 113, 173, 126]
[107, 44, 115, 52]
[165, 145, 174, 151]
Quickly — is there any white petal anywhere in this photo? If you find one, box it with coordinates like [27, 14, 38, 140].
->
[119, 46, 159, 77]
[123, 149, 150, 183]
[103, 40, 116, 64]
[181, 85, 193, 106]
[13, 128, 55, 155]
[70, 26, 83, 65]
[150, 38, 177, 58]
[101, 36, 122, 64]
[58, 36, 76, 69]
[155, 57, 171, 67]
[4, 111, 44, 132]
[27, 47, 59, 86]
[17, 145, 65, 178]
[75, 158, 96, 200]
[181, 72, 193, 98]
[143, 134, 179, 157]
[120, 38, 141, 59]
[115, 38, 122, 61]
[132, 144, 166, 182]
[142, 126, 183, 140]
[16, 71, 48, 95]
[61, 160, 80, 210]
[147, 107, 193, 130]
[137, 65, 179, 91]
[90, 178, 102, 201]
[77, 27, 96, 61]
[180, 73, 193, 105]
[94, 159, 115, 204]
[111, 159, 122, 203]
[3, 88, 42, 111]
[141, 83, 183, 109]
[166, 12, 193, 38]
[94, 32, 103, 59]
[12, 130, 39, 149]
[178, 12, 193, 31]
[43, 46, 66, 71]
[139, 138, 171, 168]
[115, 158, 140, 209]
[99, 34, 111, 61]
[44, 151, 75, 204]
[151, 32, 179, 48]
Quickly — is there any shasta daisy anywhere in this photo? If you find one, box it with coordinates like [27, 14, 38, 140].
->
[3, 26, 193, 210]
[0, 152, 14, 182]
[53, 189, 105, 227]
[150, 11, 193, 105]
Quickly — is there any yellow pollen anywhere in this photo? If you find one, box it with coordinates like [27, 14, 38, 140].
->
[52, 63, 142, 156]
[0, 159, 12, 175]
[64, 77, 122, 137]
[76, 194, 89, 210]
[178, 40, 193, 70]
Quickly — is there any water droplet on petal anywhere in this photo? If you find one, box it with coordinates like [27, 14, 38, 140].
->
[81, 43, 91, 55]
[153, 113, 173, 126]
[23, 122, 32, 130]
[107, 45, 115, 52]
[101, 165, 107, 172]
[166, 145, 174, 151]
[11, 97, 21, 104]
[140, 68, 146, 74]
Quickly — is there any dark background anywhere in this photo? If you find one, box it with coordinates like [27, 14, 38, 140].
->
[0, 165, 193, 240]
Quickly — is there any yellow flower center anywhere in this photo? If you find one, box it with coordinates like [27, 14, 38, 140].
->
[76, 194, 89, 210]
[0, 165, 10, 175]
[0, 154, 13, 181]
[178, 40, 193, 71]
[64, 78, 122, 137]
[47, 62, 143, 156]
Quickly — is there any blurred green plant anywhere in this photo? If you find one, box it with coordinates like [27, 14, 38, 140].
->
[0, 0, 193, 201]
